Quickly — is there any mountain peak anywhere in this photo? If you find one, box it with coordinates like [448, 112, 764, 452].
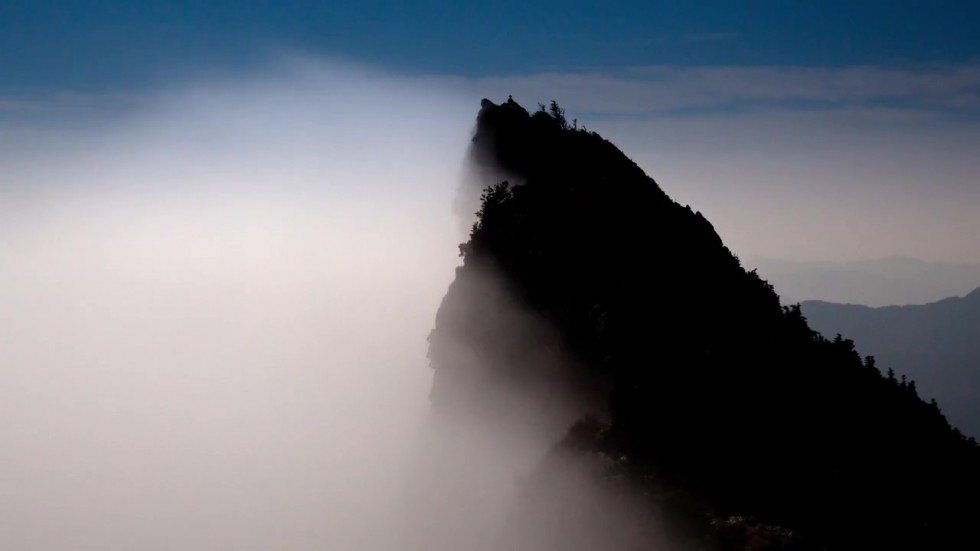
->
[425, 98, 980, 550]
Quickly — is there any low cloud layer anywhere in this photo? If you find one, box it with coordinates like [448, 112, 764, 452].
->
[0, 61, 477, 549]
[0, 59, 677, 550]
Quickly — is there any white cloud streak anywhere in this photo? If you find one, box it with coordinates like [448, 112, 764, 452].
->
[431, 62, 980, 115]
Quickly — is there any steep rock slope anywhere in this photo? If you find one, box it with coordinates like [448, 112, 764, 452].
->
[427, 99, 980, 550]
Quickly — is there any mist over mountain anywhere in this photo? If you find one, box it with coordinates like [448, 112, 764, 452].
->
[750, 256, 980, 307]
[802, 288, 980, 438]
[6, 2, 980, 548]
[5, 70, 977, 549]
[426, 98, 980, 550]
[0, 65, 478, 550]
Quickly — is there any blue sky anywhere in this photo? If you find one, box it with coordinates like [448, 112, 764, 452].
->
[3, 1, 980, 93]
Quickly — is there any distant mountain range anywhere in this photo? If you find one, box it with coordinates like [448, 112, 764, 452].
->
[802, 287, 980, 438]
[750, 256, 980, 307]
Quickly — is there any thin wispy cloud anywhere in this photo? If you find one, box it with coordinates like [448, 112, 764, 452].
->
[434, 62, 980, 117]
[680, 31, 741, 43]
[13, 61, 980, 123]
[0, 97, 39, 111]
[0, 90, 150, 123]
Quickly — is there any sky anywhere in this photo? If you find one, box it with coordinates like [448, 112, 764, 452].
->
[3, 1, 979, 263]
[3, 1, 980, 88]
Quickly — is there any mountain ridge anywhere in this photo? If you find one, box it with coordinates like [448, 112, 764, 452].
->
[802, 286, 980, 439]
[749, 255, 980, 307]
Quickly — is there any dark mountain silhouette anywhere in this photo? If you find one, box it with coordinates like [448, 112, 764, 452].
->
[749, 256, 980, 307]
[426, 98, 980, 550]
[802, 287, 980, 439]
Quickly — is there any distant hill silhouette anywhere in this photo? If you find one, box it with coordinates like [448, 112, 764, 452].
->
[750, 256, 980, 307]
[802, 287, 980, 438]
[426, 98, 980, 550]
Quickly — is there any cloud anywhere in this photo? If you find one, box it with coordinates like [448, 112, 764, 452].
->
[430, 62, 980, 117]
[14, 60, 980, 127]
[680, 31, 741, 42]
[0, 59, 482, 550]
[0, 57, 676, 549]
[0, 97, 36, 111]
[0, 90, 146, 113]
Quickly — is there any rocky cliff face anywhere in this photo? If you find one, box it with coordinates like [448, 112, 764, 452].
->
[424, 98, 980, 550]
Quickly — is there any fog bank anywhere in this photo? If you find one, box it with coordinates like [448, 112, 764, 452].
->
[0, 62, 474, 549]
